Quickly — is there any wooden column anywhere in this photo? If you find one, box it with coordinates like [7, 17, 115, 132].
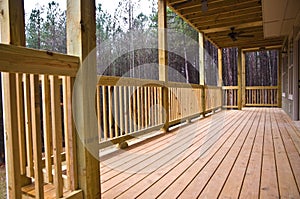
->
[218, 48, 223, 87]
[67, 0, 100, 198]
[278, 49, 282, 108]
[158, 0, 169, 132]
[0, 0, 31, 198]
[237, 48, 242, 110]
[241, 50, 246, 107]
[199, 33, 206, 115]
[218, 48, 223, 107]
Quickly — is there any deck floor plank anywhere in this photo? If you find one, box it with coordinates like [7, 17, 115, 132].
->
[117, 111, 243, 198]
[196, 108, 258, 198]
[100, 108, 300, 199]
[102, 111, 241, 197]
[218, 108, 262, 198]
[272, 109, 300, 198]
[239, 108, 265, 199]
[260, 108, 279, 198]
[177, 109, 255, 198]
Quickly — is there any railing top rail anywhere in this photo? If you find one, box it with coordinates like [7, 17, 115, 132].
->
[0, 43, 79, 76]
[245, 86, 278, 89]
[97, 76, 205, 89]
[222, 86, 239, 89]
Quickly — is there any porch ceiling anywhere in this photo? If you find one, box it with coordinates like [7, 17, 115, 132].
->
[167, 0, 285, 49]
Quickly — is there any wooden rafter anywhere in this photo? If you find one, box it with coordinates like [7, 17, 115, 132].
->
[166, 0, 284, 49]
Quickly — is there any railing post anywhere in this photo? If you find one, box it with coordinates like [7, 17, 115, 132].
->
[238, 48, 243, 110]
[0, 0, 32, 198]
[199, 33, 206, 116]
[67, 0, 101, 198]
[158, 0, 169, 132]
[278, 49, 282, 108]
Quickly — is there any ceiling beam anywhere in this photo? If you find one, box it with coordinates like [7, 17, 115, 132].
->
[217, 39, 284, 49]
[242, 45, 282, 52]
[195, 14, 262, 28]
[190, 7, 261, 24]
[202, 21, 263, 34]
[181, 0, 261, 18]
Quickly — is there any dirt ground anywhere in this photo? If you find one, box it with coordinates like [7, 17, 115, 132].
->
[0, 165, 6, 199]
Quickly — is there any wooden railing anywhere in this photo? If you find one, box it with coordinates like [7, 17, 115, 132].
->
[168, 83, 203, 126]
[245, 86, 278, 106]
[222, 86, 279, 108]
[96, 76, 223, 146]
[19, 75, 77, 196]
[205, 86, 223, 111]
[96, 76, 164, 148]
[222, 86, 239, 108]
[0, 44, 80, 198]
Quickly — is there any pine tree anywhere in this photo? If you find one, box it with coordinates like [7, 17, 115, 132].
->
[26, 7, 44, 49]
[42, 1, 66, 53]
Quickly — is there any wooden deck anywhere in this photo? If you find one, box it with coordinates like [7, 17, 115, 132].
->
[100, 108, 300, 198]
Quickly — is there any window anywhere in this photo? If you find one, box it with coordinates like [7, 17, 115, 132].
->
[288, 37, 294, 98]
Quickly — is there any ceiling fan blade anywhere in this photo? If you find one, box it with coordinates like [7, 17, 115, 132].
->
[238, 35, 255, 38]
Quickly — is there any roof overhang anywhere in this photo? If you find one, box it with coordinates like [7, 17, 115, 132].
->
[167, 0, 286, 49]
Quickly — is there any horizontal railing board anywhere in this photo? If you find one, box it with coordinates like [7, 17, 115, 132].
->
[245, 86, 278, 90]
[0, 44, 79, 76]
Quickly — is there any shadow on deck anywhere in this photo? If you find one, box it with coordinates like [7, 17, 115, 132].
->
[100, 108, 300, 198]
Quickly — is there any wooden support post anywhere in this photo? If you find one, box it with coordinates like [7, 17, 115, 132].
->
[67, 0, 101, 198]
[218, 48, 223, 87]
[158, 0, 169, 132]
[237, 48, 243, 110]
[0, 0, 31, 198]
[218, 48, 223, 107]
[199, 33, 206, 115]
[278, 49, 282, 108]
[241, 50, 246, 107]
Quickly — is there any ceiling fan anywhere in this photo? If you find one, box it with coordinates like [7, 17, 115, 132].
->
[228, 27, 254, 41]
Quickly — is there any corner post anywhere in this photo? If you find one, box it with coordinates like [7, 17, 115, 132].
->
[199, 33, 206, 115]
[158, 0, 169, 132]
[278, 49, 282, 108]
[237, 48, 242, 110]
[67, 0, 101, 198]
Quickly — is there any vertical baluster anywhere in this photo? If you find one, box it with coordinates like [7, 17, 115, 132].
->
[119, 86, 124, 135]
[102, 86, 108, 140]
[114, 86, 119, 137]
[30, 74, 44, 199]
[96, 86, 101, 141]
[63, 77, 78, 190]
[124, 86, 129, 135]
[144, 87, 148, 128]
[137, 87, 141, 130]
[50, 76, 63, 197]
[16, 74, 26, 175]
[41, 75, 53, 183]
[108, 86, 113, 139]
[23, 75, 34, 177]
[129, 86, 133, 133]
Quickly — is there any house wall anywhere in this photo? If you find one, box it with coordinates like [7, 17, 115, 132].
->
[282, 21, 300, 120]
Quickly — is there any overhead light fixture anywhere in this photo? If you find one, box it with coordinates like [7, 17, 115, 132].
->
[202, 0, 208, 12]
[259, 47, 266, 51]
